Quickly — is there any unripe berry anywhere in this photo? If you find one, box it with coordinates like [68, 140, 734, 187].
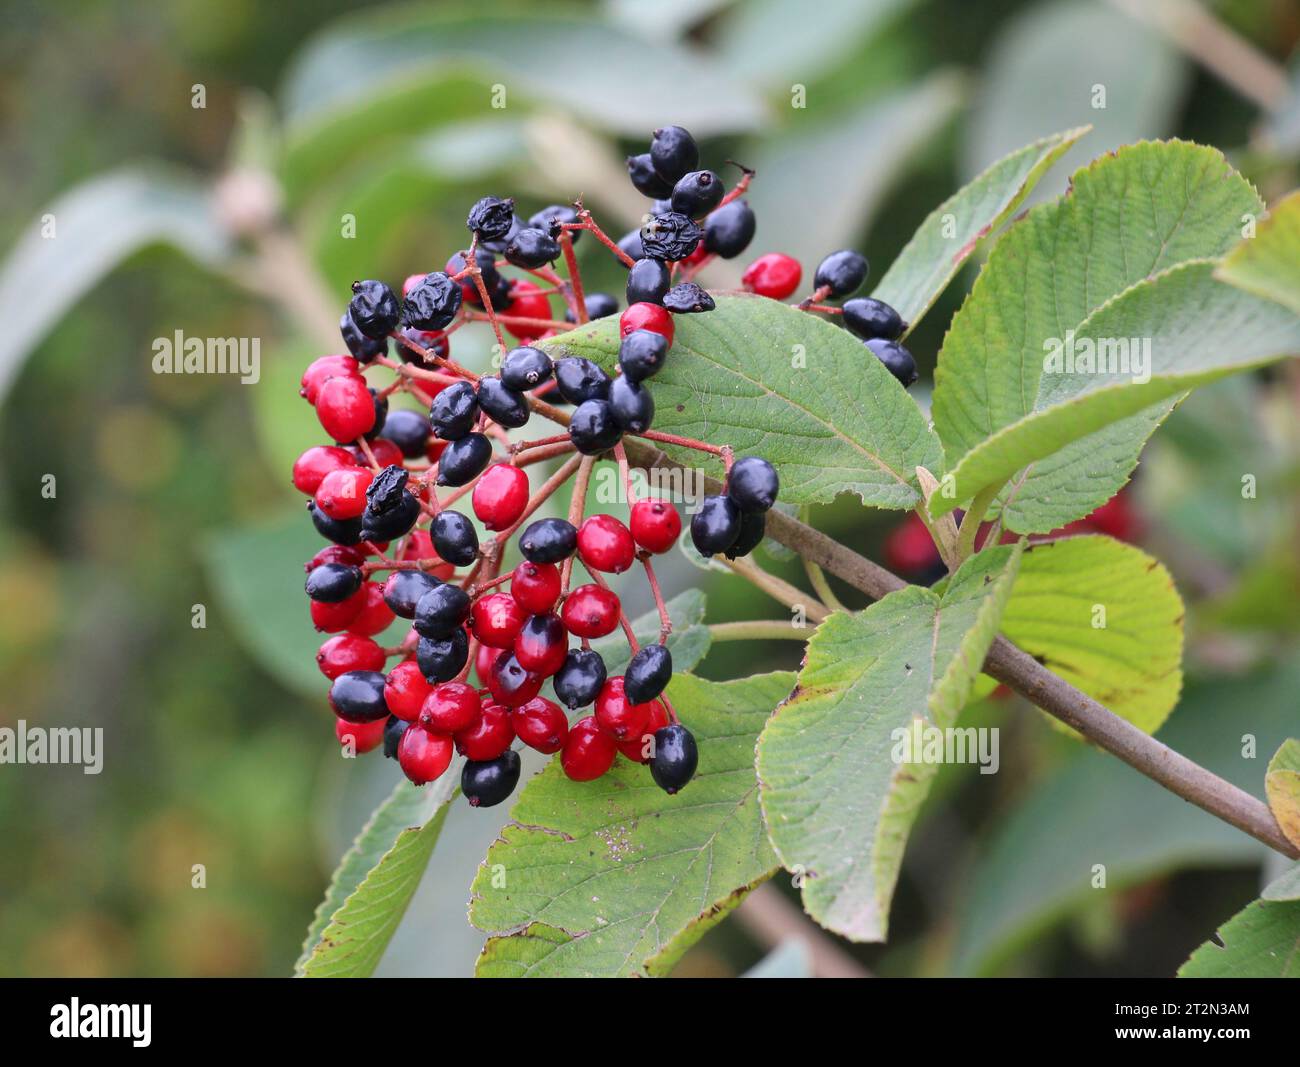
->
[453, 701, 514, 760]
[741, 253, 801, 299]
[472, 463, 530, 531]
[419, 681, 483, 734]
[315, 467, 375, 520]
[594, 676, 655, 742]
[577, 514, 637, 573]
[293, 445, 358, 495]
[509, 560, 561, 614]
[510, 697, 569, 754]
[345, 582, 396, 638]
[336, 717, 387, 754]
[301, 355, 360, 403]
[315, 374, 377, 442]
[629, 498, 682, 554]
[619, 302, 674, 346]
[317, 633, 386, 679]
[560, 584, 621, 639]
[561, 716, 618, 781]
[398, 724, 454, 785]
[470, 592, 528, 649]
[384, 660, 434, 721]
[514, 613, 569, 677]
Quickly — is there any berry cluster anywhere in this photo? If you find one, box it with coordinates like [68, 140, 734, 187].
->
[291, 121, 910, 810]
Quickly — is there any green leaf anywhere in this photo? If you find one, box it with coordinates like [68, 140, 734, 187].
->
[872, 126, 1089, 334]
[931, 140, 1268, 527]
[589, 588, 711, 678]
[298, 775, 457, 977]
[1179, 898, 1300, 978]
[0, 167, 232, 404]
[542, 293, 944, 509]
[1216, 189, 1300, 316]
[1263, 866, 1300, 903]
[470, 671, 792, 977]
[758, 544, 1022, 941]
[999, 536, 1184, 736]
[1266, 740, 1300, 851]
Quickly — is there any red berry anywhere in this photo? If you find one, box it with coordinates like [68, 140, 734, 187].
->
[486, 652, 544, 707]
[619, 302, 674, 347]
[561, 715, 618, 781]
[510, 560, 561, 614]
[742, 253, 802, 300]
[316, 374, 377, 442]
[315, 466, 375, 520]
[594, 676, 654, 742]
[475, 642, 505, 686]
[561, 584, 621, 639]
[310, 586, 366, 633]
[384, 660, 434, 721]
[346, 582, 396, 637]
[629, 498, 683, 554]
[514, 613, 569, 677]
[353, 437, 404, 469]
[398, 724, 454, 785]
[453, 701, 514, 760]
[317, 633, 386, 679]
[335, 716, 386, 754]
[306, 544, 367, 572]
[504, 280, 552, 341]
[293, 445, 359, 495]
[883, 512, 940, 576]
[617, 698, 670, 763]
[301, 354, 360, 403]
[402, 273, 426, 297]
[470, 592, 528, 649]
[510, 697, 569, 754]
[472, 463, 530, 531]
[577, 514, 636, 573]
[420, 680, 483, 733]
[426, 435, 448, 463]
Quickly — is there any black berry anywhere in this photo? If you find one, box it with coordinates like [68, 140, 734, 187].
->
[329, 670, 390, 723]
[650, 724, 698, 794]
[416, 630, 469, 684]
[360, 486, 421, 542]
[618, 329, 668, 382]
[364, 387, 389, 440]
[305, 562, 362, 603]
[477, 376, 530, 429]
[650, 125, 699, 183]
[565, 292, 619, 322]
[725, 510, 765, 559]
[609, 375, 654, 433]
[432, 509, 479, 567]
[462, 750, 522, 808]
[518, 518, 577, 564]
[466, 196, 516, 242]
[383, 570, 440, 619]
[662, 282, 715, 314]
[527, 204, 580, 244]
[309, 501, 363, 545]
[568, 398, 623, 454]
[379, 409, 432, 458]
[865, 338, 918, 386]
[348, 280, 400, 339]
[414, 583, 471, 639]
[617, 228, 646, 262]
[670, 171, 724, 218]
[640, 213, 702, 261]
[401, 272, 462, 331]
[383, 715, 407, 759]
[625, 644, 672, 704]
[626, 257, 671, 305]
[505, 227, 562, 269]
[727, 456, 779, 512]
[554, 357, 611, 405]
[429, 381, 479, 440]
[814, 250, 869, 298]
[690, 494, 741, 556]
[436, 432, 492, 486]
[626, 153, 674, 199]
[500, 346, 553, 391]
[702, 200, 756, 259]
[842, 297, 904, 341]
[554, 648, 607, 710]
[480, 213, 523, 254]
[340, 311, 387, 362]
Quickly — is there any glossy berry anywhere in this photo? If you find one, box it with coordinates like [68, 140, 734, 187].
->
[383, 660, 434, 721]
[620, 302, 674, 346]
[336, 716, 387, 754]
[426, 509, 476, 567]
[842, 297, 905, 341]
[727, 456, 779, 513]
[554, 357, 611, 405]
[618, 329, 668, 382]
[609, 376, 654, 433]
[462, 750, 521, 808]
[528, 204, 580, 242]
[510, 697, 569, 755]
[305, 562, 363, 603]
[505, 227, 561, 269]
[482, 212, 524, 255]
[360, 468, 420, 542]
[436, 432, 492, 487]
[510, 560, 561, 615]
[429, 381, 479, 440]
[477, 376, 530, 429]
[472, 463, 529, 532]
[344, 582, 396, 638]
[301, 355, 360, 403]
[640, 212, 702, 261]
[315, 466, 374, 520]
[561, 584, 621, 639]
[629, 498, 682, 554]
[742, 253, 802, 299]
[625, 643, 672, 704]
[315, 374, 376, 442]
[398, 724, 454, 785]
[577, 514, 636, 574]
[414, 583, 471, 639]
[514, 613, 569, 677]
[553, 648, 606, 711]
[565, 292, 618, 322]
[453, 701, 514, 760]
[626, 153, 674, 199]
[340, 313, 387, 362]
[651, 724, 698, 794]
[382, 570, 440, 619]
[690, 494, 742, 556]
[865, 338, 918, 387]
[595, 676, 656, 742]
[419, 680, 482, 734]
[617, 227, 646, 262]
[308, 501, 363, 546]
[470, 592, 528, 649]
[416, 629, 469, 684]
[348, 280, 400, 339]
[365, 388, 389, 439]
[485, 653, 544, 708]
[292, 444, 358, 495]
[401, 271, 462, 331]
[617, 698, 670, 763]
[500, 346, 553, 391]
[501, 280, 552, 342]
[329, 670, 390, 723]
[662, 282, 715, 314]
[317, 633, 385, 680]
[814, 250, 869, 298]
[561, 716, 618, 782]
[626, 257, 671, 305]
[650, 125, 699, 183]
[568, 398, 623, 454]
[310, 586, 366, 633]
[306, 544, 367, 572]
[379, 409, 432, 458]
[519, 518, 577, 564]
[382, 715, 408, 759]
[702, 200, 756, 259]
[725, 510, 766, 559]
[669, 171, 724, 219]
[466, 195, 516, 242]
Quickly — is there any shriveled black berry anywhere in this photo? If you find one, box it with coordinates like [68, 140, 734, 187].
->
[527, 204, 580, 244]
[554, 357, 611, 405]
[662, 282, 715, 314]
[565, 292, 619, 322]
[361, 472, 421, 541]
[383, 569, 440, 619]
[480, 213, 523, 254]
[383, 715, 407, 760]
[725, 510, 765, 560]
[500, 346, 553, 391]
[365, 465, 409, 513]
[379, 409, 432, 458]
[617, 228, 646, 262]
[348, 280, 400, 339]
[436, 432, 492, 486]
[504, 227, 561, 269]
[466, 196, 516, 242]
[618, 329, 668, 382]
[414, 583, 471, 639]
[842, 297, 904, 341]
[305, 562, 362, 603]
[329, 670, 389, 724]
[625, 644, 673, 704]
[865, 338, 918, 387]
[568, 398, 623, 454]
[429, 381, 479, 440]
[477, 376, 530, 429]
[670, 171, 724, 218]
[690, 494, 741, 556]
[340, 311, 387, 362]
[650, 125, 699, 183]
[626, 257, 671, 305]
[401, 271, 462, 331]
[610, 376, 654, 433]
[814, 250, 869, 298]
[651, 724, 698, 794]
[432, 509, 479, 567]
[727, 456, 779, 513]
[703, 199, 756, 259]
[554, 648, 607, 709]
[365, 387, 389, 440]
[518, 517, 577, 564]
[417, 630, 469, 684]
[626, 152, 674, 199]
[640, 212, 702, 261]
[462, 750, 522, 808]
[309, 501, 363, 546]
